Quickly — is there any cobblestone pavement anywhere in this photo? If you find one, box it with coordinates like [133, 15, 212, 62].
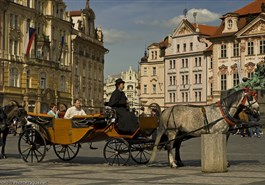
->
[0, 134, 265, 185]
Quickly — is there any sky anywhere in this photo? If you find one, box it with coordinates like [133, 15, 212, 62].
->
[64, 0, 254, 77]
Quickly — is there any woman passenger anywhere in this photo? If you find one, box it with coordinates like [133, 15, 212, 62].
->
[47, 103, 59, 118]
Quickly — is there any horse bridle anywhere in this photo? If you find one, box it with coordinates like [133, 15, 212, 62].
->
[218, 91, 258, 125]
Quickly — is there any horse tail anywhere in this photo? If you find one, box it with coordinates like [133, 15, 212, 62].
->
[149, 116, 166, 163]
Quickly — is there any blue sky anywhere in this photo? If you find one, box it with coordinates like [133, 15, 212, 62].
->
[64, 0, 253, 77]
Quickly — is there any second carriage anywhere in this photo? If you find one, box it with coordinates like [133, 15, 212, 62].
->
[18, 109, 158, 165]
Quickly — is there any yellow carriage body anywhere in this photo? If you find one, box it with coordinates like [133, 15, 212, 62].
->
[26, 112, 159, 145]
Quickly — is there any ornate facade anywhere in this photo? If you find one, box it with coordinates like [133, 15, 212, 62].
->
[139, 39, 167, 112]
[104, 66, 139, 109]
[209, 0, 265, 102]
[164, 19, 217, 106]
[70, 1, 107, 113]
[0, 0, 107, 114]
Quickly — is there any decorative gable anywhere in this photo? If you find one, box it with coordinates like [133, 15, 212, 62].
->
[243, 20, 265, 36]
[172, 20, 195, 37]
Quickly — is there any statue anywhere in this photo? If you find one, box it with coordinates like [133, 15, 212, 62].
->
[233, 60, 265, 90]
[96, 26, 103, 42]
[77, 19, 83, 31]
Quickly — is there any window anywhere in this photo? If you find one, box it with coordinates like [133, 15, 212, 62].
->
[26, 69, 31, 88]
[173, 76, 176, 85]
[177, 44, 180, 53]
[151, 51, 154, 59]
[169, 93, 172, 103]
[195, 74, 198, 84]
[190, 42, 193, 51]
[248, 72, 254, 80]
[221, 74, 227, 91]
[182, 59, 185, 68]
[195, 58, 197, 66]
[40, 72, 46, 89]
[169, 76, 172, 85]
[185, 59, 188, 68]
[169, 60, 172, 69]
[198, 74, 202, 84]
[221, 44, 227, 58]
[183, 43, 186, 52]
[143, 85, 147, 94]
[260, 40, 265, 54]
[185, 75, 188, 84]
[233, 73, 239, 87]
[228, 19, 233, 29]
[154, 51, 157, 59]
[59, 75, 66, 92]
[152, 84, 156, 93]
[182, 75, 184, 85]
[198, 57, 201, 66]
[185, 92, 188, 102]
[195, 92, 198, 102]
[10, 14, 13, 29]
[9, 67, 19, 87]
[182, 92, 185, 102]
[210, 58, 213, 69]
[199, 92, 201, 102]
[233, 43, 239, 56]
[152, 67, 156, 76]
[143, 67, 147, 75]
[173, 93, 175, 102]
[173, 60, 176, 68]
[210, 83, 213, 96]
[248, 41, 254, 55]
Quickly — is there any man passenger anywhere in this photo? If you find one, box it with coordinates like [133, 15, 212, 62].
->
[64, 99, 86, 119]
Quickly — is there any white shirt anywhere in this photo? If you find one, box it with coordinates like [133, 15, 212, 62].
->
[64, 106, 86, 119]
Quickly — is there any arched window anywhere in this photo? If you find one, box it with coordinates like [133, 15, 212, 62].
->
[228, 19, 233, 29]
[40, 72, 46, 89]
[59, 75, 66, 92]
[9, 67, 19, 87]
[127, 85, 133, 90]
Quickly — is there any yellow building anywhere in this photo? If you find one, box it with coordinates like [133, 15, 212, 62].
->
[0, 0, 107, 114]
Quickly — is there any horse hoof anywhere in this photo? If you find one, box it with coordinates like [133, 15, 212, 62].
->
[176, 161, 184, 167]
[170, 163, 177, 168]
[227, 162, 230, 168]
[0, 155, 7, 159]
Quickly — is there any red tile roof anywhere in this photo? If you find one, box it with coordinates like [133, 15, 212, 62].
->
[70, 11, 82, 16]
[192, 24, 219, 36]
[234, 0, 265, 15]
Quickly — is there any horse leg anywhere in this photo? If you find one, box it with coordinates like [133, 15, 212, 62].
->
[149, 126, 165, 163]
[167, 130, 177, 168]
[174, 139, 184, 167]
[1, 127, 9, 159]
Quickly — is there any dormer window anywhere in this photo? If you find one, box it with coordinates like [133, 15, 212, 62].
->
[228, 19, 233, 29]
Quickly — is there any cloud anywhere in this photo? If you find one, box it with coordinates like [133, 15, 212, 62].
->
[103, 29, 127, 44]
[165, 8, 221, 27]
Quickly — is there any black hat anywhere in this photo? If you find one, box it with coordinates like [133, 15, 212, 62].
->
[115, 78, 125, 85]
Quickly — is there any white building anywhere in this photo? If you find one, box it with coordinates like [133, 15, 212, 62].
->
[104, 66, 139, 108]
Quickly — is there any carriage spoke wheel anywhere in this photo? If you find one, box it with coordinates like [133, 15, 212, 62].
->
[18, 128, 46, 163]
[103, 138, 131, 166]
[130, 143, 152, 164]
[53, 144, 80, 161]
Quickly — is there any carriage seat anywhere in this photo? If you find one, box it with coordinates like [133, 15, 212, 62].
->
[71, 114, 107, 129]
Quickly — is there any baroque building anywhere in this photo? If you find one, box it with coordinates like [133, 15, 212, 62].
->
[164, 19, 217, 106]
[70, 1, 107, 113]
[209, 0, 265, 102]
[0, 0, 107, 114]
[139, 39, 168, 112]
[104, 66, 139, 109]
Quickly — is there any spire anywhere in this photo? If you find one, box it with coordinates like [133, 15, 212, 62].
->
[86, 0, 90, 9]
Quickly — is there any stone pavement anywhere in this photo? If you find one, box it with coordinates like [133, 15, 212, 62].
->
[0, 135, 265, 185]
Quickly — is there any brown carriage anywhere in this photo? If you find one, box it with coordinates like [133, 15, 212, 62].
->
[18, 110, 158, 165]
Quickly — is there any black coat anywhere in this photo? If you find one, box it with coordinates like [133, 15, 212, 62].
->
[109, 88, 138, 132]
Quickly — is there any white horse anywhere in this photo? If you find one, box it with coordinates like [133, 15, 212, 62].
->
[149, 89, 259, 168]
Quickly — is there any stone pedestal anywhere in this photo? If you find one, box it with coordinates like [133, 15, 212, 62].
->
[201, 134, 227, 173]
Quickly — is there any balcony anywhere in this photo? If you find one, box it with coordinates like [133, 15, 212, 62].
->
[179, 68, 189, 74]
[192, 66, 202, 72]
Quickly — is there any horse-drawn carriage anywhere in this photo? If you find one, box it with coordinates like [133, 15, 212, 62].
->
[18, 109, 158, 165]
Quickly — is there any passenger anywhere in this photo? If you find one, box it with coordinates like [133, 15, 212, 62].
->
[139, 106, 147, 117]
[47, 103, 59, 118]
[108, 78, 138, 133]
[64, 98, 86, 119]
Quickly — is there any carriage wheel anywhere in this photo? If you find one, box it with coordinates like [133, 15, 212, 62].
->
[103, 138, 131, 166]
[18, 128, 46, 162]
[130, 143, 152, 164]
[53, 144, 80, 161]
